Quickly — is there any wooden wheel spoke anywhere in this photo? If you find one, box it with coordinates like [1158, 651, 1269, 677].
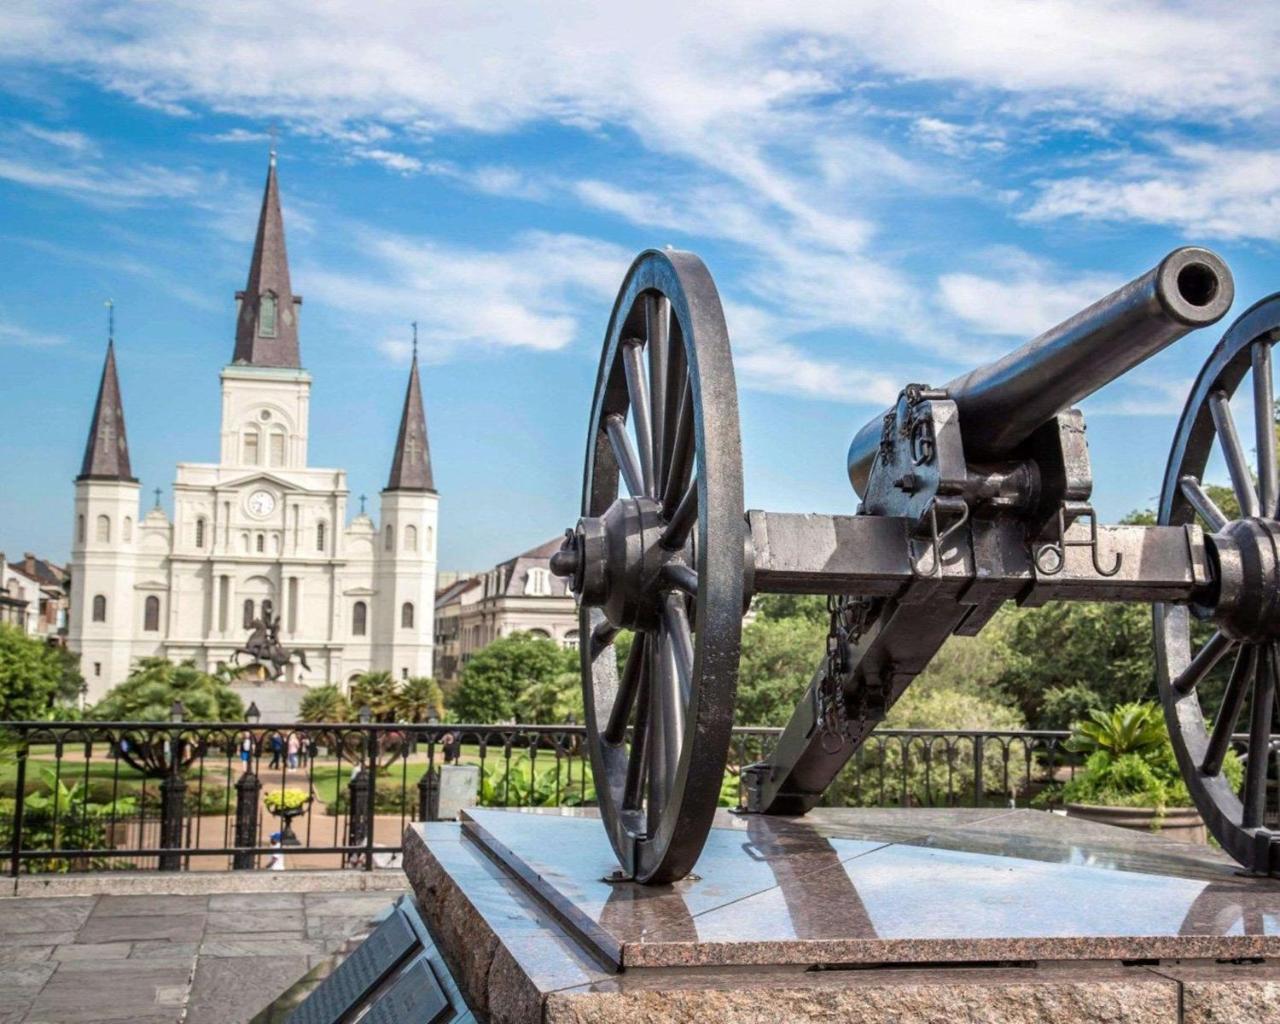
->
[622, 647, 651, 812]
[660, 333, 689, 498]
[661, 477, 698, 550]
[1173, 630, 1233, 695]
[660, 562, 698, 596]
[605, 412, 645, 497]
[662, 382, 695, 514]
[1253, 341, 1279, 517]
[1203, 645, 1257, 776]
[605, 632, 647, 744]
[1243, 646, 1276, 829]
[1209, 389, 1261, 517]
[622, 339, 656, 496]
[1180, 475, 1229, 532]
[661, 594, 695, 707]
[647, 294, 670, 485]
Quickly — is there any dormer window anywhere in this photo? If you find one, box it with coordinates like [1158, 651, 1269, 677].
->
[259, 293, 278, 338]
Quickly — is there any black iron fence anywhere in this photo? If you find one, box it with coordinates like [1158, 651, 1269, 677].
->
[0, 720, 1079, 874]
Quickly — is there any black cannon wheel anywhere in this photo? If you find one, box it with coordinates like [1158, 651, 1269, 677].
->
[570, 249, 744, 884]
[1157, 294, 1280, 874]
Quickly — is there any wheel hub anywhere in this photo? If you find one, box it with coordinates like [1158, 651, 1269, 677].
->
[1207, 517, 1280, 641]
[551, 497, 684, 631]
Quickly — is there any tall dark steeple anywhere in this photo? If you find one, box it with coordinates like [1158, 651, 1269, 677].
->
[78, 302, 136, 482]
[232, 150, 301, 368]
[386, 324, 435, 492]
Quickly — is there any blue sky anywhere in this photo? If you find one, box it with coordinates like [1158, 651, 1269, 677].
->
[2, 3, 1280, 571]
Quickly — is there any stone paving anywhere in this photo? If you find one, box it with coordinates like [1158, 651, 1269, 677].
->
[0, 885, 405, 1023]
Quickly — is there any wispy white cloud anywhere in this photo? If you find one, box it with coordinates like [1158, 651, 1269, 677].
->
[201, 127, 270, 144]
[17, 121, 96, 154]
[355, 147, 423, 174]
[911, 117, 1005, 158]
[0, 317, 66, 348]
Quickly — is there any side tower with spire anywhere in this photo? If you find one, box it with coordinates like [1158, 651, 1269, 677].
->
[69, 302, 141, 690]
[374, 324, 439, 679]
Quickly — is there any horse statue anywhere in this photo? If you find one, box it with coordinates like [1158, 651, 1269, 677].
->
[231, 599, 311, 680]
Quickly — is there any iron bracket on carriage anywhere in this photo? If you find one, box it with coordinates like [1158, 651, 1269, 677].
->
[550, 240, 1280, 883]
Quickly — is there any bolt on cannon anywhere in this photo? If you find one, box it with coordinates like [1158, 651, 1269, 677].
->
[550, 244, 1280, 883]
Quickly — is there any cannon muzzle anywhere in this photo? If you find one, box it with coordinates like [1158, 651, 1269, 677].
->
[847, 247, 1234, 497]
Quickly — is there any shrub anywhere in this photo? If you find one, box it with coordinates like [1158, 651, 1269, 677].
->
[264, 789, 311, 814]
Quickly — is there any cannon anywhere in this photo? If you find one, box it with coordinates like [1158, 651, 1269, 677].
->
[550, 244, 1280, 884]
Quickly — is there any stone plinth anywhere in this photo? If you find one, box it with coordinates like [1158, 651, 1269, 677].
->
[402, 807, 1280, 1023]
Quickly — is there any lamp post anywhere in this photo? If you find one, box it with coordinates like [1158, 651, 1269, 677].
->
[233, 702, 262, 870]
[158, 700, 187, 871]
[348, 704, 374, 867]
[419, 712, 442, 823]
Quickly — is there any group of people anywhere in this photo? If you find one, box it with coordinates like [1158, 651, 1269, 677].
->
[266, 731, 314, 770]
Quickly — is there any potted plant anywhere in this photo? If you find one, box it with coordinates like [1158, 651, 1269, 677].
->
[263, 788, 312, 847]
[1059, 701, 1242, 842]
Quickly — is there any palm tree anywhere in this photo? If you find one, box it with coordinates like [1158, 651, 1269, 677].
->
[397, 676, 444, 723]
[349, 671, 399, 722]
[298, 684, 349, 723]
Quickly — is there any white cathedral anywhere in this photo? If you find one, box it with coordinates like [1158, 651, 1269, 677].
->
[68, 156, 439, 701]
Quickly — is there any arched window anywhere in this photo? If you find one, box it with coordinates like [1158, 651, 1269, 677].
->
[241, 532, 250, 553]
[243, 599, 255, 629]
[405, 524, 418, 551]
[384, 524, 394, 552]
[401, 602, 414, 629]
[259, 292, 278, 337]
[426, 525, 433, 553]
[144, 595, 160, 632]
[96, 514, 110, 543]
[77, 515, 86, 543]
[564, 629, 579, 650]
[123, 516, 133, 542]
[256, 533, 265, 553]
[316, 521, 327, 552]
[352, 601, 367, 636]
[92, 594, 106, 622]
[195, 517, 206, 549]
[269, 428, 286, 467]
[243, 429, 260, 465]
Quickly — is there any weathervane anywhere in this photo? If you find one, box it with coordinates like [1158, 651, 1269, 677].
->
[411, 321, 418, 360]
[269, 124, 278, 167]
[105, 298, 114, 345]
[153, 487, 162, 510]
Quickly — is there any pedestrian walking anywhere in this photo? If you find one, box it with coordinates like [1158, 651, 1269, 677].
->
[268, 732, 283, 769]
[266, 831, 286, 871]
[287, 732, 300, 770]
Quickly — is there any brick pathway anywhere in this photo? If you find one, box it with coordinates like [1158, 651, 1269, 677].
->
[0, 885, 404, 1023]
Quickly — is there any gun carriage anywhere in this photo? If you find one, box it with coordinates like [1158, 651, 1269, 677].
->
[549, 243, 1280, 884]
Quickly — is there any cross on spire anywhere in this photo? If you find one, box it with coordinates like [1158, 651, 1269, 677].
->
[268, 124, 278, 167]
[359, 494, 367, 515]
[153, 487, 162, 509]
[411, 321, 418, 360]
[105, 298, 114, 344]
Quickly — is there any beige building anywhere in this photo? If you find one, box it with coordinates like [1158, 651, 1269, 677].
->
[434, 538, 577, 683]
[68, 155, 439, 700]
[2, 554, 69, 639]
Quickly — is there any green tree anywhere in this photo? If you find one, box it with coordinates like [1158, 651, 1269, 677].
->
[298, 683, 349, 723]
[513, 670, 584, 724]
[349, 670, 400, 721]
[397, 676, 445, 723]
[752, 594, 828, 626]
[89, 657, 244, 722]
[0, 625, 79, 720]
[736, 614, 824, 725]
[453, 632, 574, 723]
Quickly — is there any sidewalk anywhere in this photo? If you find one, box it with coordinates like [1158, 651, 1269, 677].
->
[0, 873, 406, 1024]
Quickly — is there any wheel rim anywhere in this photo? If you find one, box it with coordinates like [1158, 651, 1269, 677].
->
[555, 249, 744, 884]
[1157, 293, 1280, 874]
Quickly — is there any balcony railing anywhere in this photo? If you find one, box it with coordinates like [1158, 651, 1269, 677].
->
[0, 721, 1081, 875]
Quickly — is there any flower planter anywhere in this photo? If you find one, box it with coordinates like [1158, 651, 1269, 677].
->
[1065, 802, 1206, 844]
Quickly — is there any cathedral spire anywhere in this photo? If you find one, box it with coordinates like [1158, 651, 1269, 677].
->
[385, 327, 435, 492]
[78, 302, 136, 482]
[232, 151, 301, 368]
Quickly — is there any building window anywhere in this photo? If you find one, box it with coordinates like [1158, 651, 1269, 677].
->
[256, 533, 265, 553]
[241, 532, 250, 553]
[401, 667, 409, 680]
[243, 599, 255, 629]
[92, 594, 106, 622]
[384, 524, 394, 552]
[316, 521, 327, 552]
[77, 515, 86, 543]
[405, 524, 418, 551]
[288, 577, 298, 633]
[96, 514, 110, 543]
[259, 292, 277, 337]
[564, 629, 579, 650]
[243, 429, 260, 465]
[426, 525, 433, 553]
[123, 516, 133, 542]
[218, 575, 229, 632]
[352, 601, 367, 636]
[195, 517, 206, 549]
[144, 595, 160, 632]
[94, 662, 101, 677]
[269, 428, 286, 467]
[401, 602, 414, 629]
[525, 567, 551, 596]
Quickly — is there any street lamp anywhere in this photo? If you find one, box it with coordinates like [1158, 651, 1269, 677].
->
[170, 699, 186, 723]
[246, 701, 261, 725]
[358, 704, 372, 724]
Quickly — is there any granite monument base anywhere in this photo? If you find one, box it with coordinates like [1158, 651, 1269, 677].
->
[402, 806, 1280, 1023]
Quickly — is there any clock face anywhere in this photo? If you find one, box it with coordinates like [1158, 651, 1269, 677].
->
[246, 489, 276, 518]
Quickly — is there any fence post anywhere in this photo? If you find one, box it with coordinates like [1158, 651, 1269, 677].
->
[233, 766, 261, 870]
[972, 734, 985, 808]
[158, 702, 187, 871]
[418, 767, 440, 822]
[347, 766, 372, 867]
[9, 728, 28, 877]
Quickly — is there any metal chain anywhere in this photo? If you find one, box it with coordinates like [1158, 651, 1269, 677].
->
[817, 596, 870, 752]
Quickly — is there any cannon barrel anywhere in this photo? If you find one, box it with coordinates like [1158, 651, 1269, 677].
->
[847, 247, 1234, 497]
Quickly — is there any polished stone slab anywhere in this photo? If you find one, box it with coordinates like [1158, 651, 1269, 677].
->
[455, 806, 1280, 968]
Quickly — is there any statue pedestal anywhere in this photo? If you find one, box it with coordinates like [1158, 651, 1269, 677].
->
[403, 806, 1280, 1023]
